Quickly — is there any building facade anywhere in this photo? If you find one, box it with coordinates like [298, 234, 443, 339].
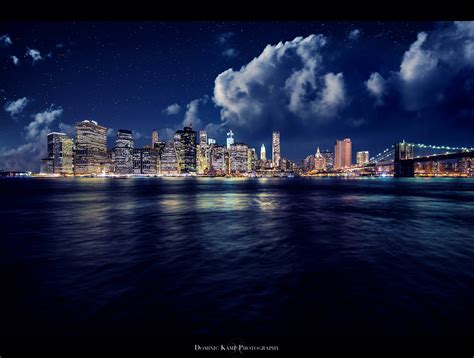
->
[74, 120, 107, 175]
[133, 147, 159, 175]
[260, 144, 266, 161]
[197, 130, 208, 175]
[174, 126, 197, 173]
[46, 132, 74, 175]
[229, 143, 249, 174]
[226, 130, 234, 149]
[160, 141, 180, 175]
[334, 138, 352, 169]
[115, 129, 134, 175]
[210, 145, 227, 175]
[314, 147, 326, 171]
[356, 151, 369, 165]
[272, 131, 281, 169]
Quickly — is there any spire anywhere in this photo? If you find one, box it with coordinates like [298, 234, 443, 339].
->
[315, 146, 321, 158]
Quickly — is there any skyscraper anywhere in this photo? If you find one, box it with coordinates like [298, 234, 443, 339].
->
[334, 138, 352, 169]
[46, 132, 74, 175]
[152, 129, 159, 148]
[74, 120, 107, 175]
[260, 144, 266, 161]
[229, 143, 249, 174]
[175, 126, 197, 173]
[226, 129, 234, 149]
[210, 145, 226, 175]
[272, 131, 281, 168]
[160, 141, 180, 175]
[197, 130, 208, 175]
[314, 147, 326, 171]
[115, 129, 134, 174]
[356, 151, 369, 164]
[133, 147, 158, 175]
[321, 150, 334, 170]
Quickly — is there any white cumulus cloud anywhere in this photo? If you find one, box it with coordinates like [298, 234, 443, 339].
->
[213, 34, 346, 133]
[0, 34, 12, 46]
[4, 97, 29, 116]
[399, 32, 438, 83]
[26, 48, 43, 63]
[25, 107, 63, 140]
[163, 103, 181, 115]
[348, 29, 361, 40]
[365, 72, 386, 104]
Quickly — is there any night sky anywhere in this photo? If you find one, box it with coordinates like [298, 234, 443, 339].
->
[1, 21, 474, 171]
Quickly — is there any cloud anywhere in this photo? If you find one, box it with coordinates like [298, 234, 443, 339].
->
[158, 96, 209, 140]
[217, 32, 234, 45]
[26, 48, 42, 63]
[213, 34, 346, 137]
[0, 106, 63, 172]
[222, 48, 238, 58]
[0, 34, 12, 46]
[11, 55, 19, 66]
[365, 72, 386, 104]
[25, 107, 63, 140]
[163, 103, 181, 115]
[348, 29, 361, 40]
[399, 32, 437, 83]
[4, 97, 29, 116]
[106, 128, 115, 137]
[183, 96, 209, 128]
[58, 122, 75, 137]
[132, 130, 143, 140]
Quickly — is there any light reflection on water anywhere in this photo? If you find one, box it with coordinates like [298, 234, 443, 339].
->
[1, 177, 474, 335]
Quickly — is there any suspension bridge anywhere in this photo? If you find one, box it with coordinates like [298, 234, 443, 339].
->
[359, 141, 474, 177]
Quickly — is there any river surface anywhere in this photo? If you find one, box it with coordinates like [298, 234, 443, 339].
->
[1, 177, 474, 335]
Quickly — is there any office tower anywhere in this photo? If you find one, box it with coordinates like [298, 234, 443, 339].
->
[248, 148, 256, 172]
[46, 132, 74, 175]
[115, 129, 134, 174]
[334, 138, 352, 169]
[152, 129, 159, 148]
[356, 151, 369, 164]
[260, 144, 266, 161]
[321, 150, 334, 170]
[160, 141, 180, 175]
[226, 129, 234, 149]
[210, 145, 226, 175]
[105, 148, 115, 174]
[272, 131, 281, 168]
[303, 155, 315, 172]
[314, 147, 326, 171]
[174, 126, 197, 173]
[40, 158, 54, 174]
[74, 120, 107, 175]
[197, 130, 208, 175]
[229, 143, 249, 174]
[133, 147, 158, 175]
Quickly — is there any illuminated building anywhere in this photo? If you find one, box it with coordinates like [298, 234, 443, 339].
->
[272, 131, 281, 169]
[248, 148, 256, 173]
[208, 138, 216, 145]
[356, 151, 369, 164]
[260, 144, 266, 161]
[226, 129, 234, 149]
[152, 129, 159, 148]
[303, 155, 315, 172]
[334, 138, 352, 169]
[45, 132, 74, 175]
[160, 141, 180, 175]
[229, 142, 249, 174]
[40, 158, 54, 174]
[210, 145, 226, 175]
[314, 147, 326, 171]
[174, 126, 197, 173]
[321, 150, 334, 170]
[115, 129, 134, 174]
[133, 147, 158, 175]
[74, 120, 107, 175]
[197, 130, 208, 175]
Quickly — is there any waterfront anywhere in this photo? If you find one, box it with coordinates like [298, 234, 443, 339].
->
[1, 177, 474, 335]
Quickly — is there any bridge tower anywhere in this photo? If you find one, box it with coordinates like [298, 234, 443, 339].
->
[394, 140, 415, 177]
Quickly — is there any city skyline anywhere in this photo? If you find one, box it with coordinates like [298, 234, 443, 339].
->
[2, 21, 474, 172]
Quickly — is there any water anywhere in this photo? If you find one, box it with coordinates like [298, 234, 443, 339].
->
[1, 177, 474, 336]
